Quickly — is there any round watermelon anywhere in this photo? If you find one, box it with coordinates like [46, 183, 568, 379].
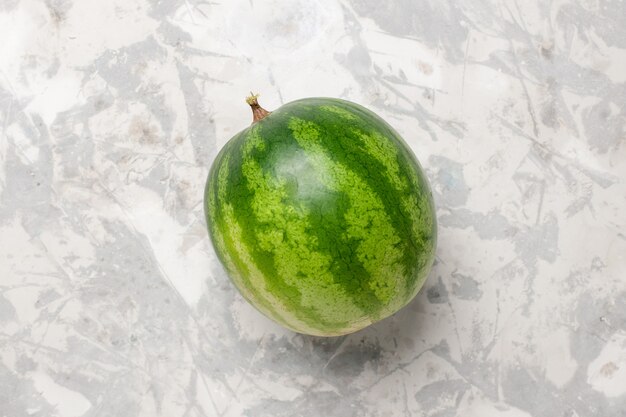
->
[204, 95, 437, 336]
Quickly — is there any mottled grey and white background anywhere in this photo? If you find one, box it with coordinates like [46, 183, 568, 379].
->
[1, 0, 625, 416]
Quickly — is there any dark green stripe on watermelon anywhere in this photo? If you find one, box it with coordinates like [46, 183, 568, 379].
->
[224, 131, 352, 332]
[280, 99, 436, 301]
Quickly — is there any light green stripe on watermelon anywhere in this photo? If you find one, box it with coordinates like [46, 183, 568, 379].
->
[348, 127, 436, 297]
[318, 104, 358, 121]
[206, 153, 245, 295]
[211, 151, 317, 333]
[349, 128, 409, 191]
[300, 102, 432, 298]
[206, 154, 243, 291]
[400, 151, 437, 296]
[315, 102, 436, 301]
[212, 154, 277, 314]
[219, 202, 320, 333]
[288, 117, 407, 316]
[238, 127, 370, 333]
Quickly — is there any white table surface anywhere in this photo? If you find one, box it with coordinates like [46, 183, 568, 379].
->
[1, 0, 625, 416]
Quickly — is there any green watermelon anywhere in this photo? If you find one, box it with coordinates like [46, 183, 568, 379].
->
[204, 95, 437, 336]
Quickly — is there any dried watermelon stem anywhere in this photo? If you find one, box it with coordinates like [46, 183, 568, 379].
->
[246, 92, 271, 124]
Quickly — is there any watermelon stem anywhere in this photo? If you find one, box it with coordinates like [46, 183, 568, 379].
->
[246, 92, 271, 123]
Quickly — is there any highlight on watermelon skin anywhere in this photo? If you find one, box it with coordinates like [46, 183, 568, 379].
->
[204, 95, 437, 337]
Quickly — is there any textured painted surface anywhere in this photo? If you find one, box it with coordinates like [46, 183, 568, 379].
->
[0, 0, 625, 416]
[206, 98, 436, 336]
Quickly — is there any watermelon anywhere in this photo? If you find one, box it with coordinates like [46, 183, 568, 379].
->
[204, 95, 437, 336]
